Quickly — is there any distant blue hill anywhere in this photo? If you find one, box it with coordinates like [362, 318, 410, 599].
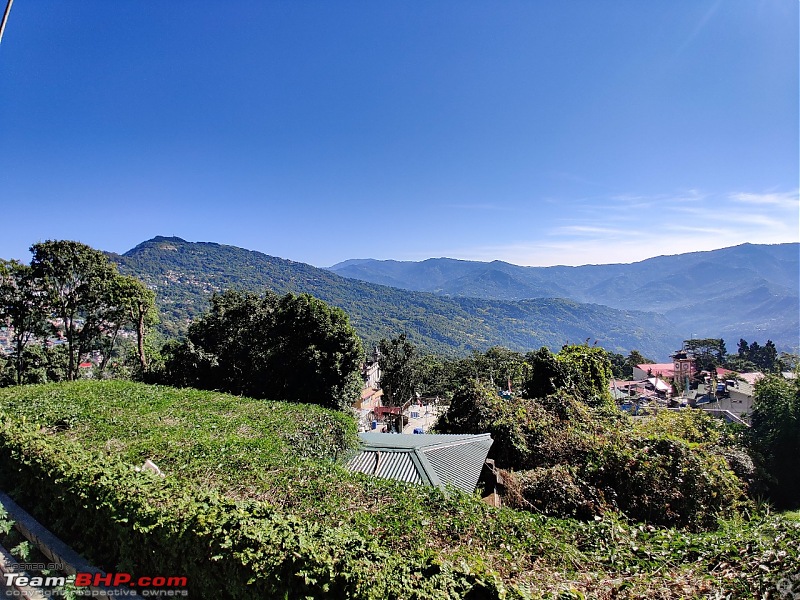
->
[327, 243, 800, 353]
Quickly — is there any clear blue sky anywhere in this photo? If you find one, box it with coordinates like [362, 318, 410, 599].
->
[1, 1, 797, 267]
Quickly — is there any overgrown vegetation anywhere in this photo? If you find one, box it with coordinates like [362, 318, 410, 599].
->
[0, 381, 798, 599]
[437, 380, 747, 529]
[749, 374, 800, 509]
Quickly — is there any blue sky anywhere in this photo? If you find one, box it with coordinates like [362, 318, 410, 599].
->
[1, 1, 797, 267]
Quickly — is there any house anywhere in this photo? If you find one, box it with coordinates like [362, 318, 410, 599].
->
[632, 362, 677, 381]
[355, 346, 384, 430]
[693, 376, 756, 419]
[355, 386, 383, 412]
[346, 432, 494, 494]
[611, 377, 671, 401]
[361, 346, 381, 390]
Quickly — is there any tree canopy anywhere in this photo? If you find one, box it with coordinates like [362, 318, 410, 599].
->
[162, 290, 364, 410]
[749, 374, 800, 509]
[378, 334, 419, 407]
[0, 260, 49, 384]
[0, 241, 158, 384]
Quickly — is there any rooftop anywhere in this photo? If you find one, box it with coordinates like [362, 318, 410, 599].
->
[346, 432, 493, 494]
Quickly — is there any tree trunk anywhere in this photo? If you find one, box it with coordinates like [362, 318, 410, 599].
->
[137, 303, 147, 370]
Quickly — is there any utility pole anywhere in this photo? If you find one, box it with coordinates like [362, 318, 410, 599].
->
[0, 0, 14, 45]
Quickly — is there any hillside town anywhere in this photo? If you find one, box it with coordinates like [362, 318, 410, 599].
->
[354, 345, 793, 436]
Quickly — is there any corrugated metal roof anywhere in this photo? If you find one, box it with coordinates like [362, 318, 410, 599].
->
[345, 432, 493, 494]
[422, 436, 493, 493]
[347, 449, 426, 485]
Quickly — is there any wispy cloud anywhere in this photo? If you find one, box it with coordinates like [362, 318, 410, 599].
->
[436, 188, 799, 266]
[730, 190, 799, 209]
[675, 0, 724, 57]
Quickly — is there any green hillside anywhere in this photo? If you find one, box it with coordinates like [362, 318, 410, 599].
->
[0, 381, 797, 598]
[111, 236, 681, 358]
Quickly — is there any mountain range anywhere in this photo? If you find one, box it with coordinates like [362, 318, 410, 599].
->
[328, 243, 799, 351]
[111, 238, 798, 361]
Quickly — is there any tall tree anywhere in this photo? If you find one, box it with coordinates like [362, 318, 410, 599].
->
[164, 290, 363, 410]
[625, 350, 653, 378]
[523, 347, 567, 400]
[522, 344, 613, 407]
[115, 275, 158, 371]
[749, 374, 800, 509]
[556, 344, 613, 407]
[684, 338, 727, 372]
[469, 346, 527, 392]
[29, 240, 119, 380]
[378, 334, 419, 407]
[0, 260, 49, 384]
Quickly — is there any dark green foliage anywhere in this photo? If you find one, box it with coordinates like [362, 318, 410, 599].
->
[608, 349, 656, 379]
[413, 353, 457, 398]
[30, 240, 121, 380]
[733, 338, 780, 372]
[414, 347, 528, 401]
[521, 345, 612, 407]
[439, 380, 746, 529]
[436, 380, 531, 468]
[683, 338, 727, 372]
[162, 290, 363, 410]
[555, 345, 613, 407]
[0, 260, 50, 385]
[626, 350, 654, 377]
[112, 236, 682, 358]
[469, 346, 528, 392]
[378, 334, 419, 407]
[749, 374, 800, 509]
[0, 241, 161, 384]
[523, 347, 567, 399]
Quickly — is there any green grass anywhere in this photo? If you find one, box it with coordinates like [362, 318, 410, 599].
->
[0, 380, 356, 494]
[0, 380, 798, 598]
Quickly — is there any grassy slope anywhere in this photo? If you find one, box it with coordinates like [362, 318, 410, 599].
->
[1, 381, 798, 598]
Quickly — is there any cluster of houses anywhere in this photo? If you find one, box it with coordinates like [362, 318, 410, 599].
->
[611, 349, 774, 424]
[348, 345, 794, 496]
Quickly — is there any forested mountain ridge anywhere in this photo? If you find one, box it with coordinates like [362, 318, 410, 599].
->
[111, 237, 682, 358]
[328, 243, 800, 351]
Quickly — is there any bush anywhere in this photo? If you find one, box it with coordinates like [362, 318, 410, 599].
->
[749, 374, 800, 509]
[0, 411, 504, 599]
[438, 383, 747, 529]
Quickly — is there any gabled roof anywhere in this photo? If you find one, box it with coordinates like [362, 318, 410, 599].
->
[346, 432, 493, 494]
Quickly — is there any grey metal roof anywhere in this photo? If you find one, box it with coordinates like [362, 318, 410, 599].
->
[346, 432, 493, 494]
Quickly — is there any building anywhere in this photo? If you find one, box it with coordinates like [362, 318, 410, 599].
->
[354, 346, 384, 430]
[632, 362, 677, 380]
[693, 377, 756, 419]
[346, 432, 494, 494]
[361, 345, 381, 390]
